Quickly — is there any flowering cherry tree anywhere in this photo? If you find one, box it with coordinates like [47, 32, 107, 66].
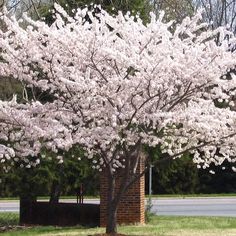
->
[1, 5, 236, 233]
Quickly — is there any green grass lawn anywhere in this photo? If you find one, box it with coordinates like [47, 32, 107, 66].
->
[1, 215, 236, 236]
[0, 212, 19, 226]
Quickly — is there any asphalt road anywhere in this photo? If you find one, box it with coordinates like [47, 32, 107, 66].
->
[1, 197, 236, 217]
[150, 198, 236, 217]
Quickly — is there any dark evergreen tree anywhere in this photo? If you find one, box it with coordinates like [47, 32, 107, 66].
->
[145, 152, 199, 194]
[39, 0, 152, 25]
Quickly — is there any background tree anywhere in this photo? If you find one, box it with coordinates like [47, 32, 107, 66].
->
[146, 156, 236, 195]
[152, 0, 195, 22]
[0, 148, 99, 199]
[148, 153, 199, 194]
[197, 160, 236, 193]
[194, 0, 236, 33]
[39, 0, 152, 24]
[152, 0, 236, 33]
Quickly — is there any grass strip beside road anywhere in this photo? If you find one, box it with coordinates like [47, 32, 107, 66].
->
[150, 193, 236, 198]
[1, 215, 236, 236]
[1, 193, 236, 201]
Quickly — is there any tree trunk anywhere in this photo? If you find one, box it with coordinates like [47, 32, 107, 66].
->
[106, 172, 119, 234]
[104, 150, 145, 234]
[106, 200, 118, 234]
[49, 181, 61, 204]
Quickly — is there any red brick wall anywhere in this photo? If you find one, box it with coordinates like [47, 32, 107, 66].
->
[100, 154, 145, 227]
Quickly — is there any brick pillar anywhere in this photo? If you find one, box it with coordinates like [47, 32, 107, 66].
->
[100, 154, 145, 227]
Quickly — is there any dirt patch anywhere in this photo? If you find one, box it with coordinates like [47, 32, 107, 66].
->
[89, 234, 141, 236]
[89, 234, 129, 236]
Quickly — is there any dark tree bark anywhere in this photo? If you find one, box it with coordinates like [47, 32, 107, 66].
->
[49, 181, 61, 204]
[106, 175, 118, 234]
